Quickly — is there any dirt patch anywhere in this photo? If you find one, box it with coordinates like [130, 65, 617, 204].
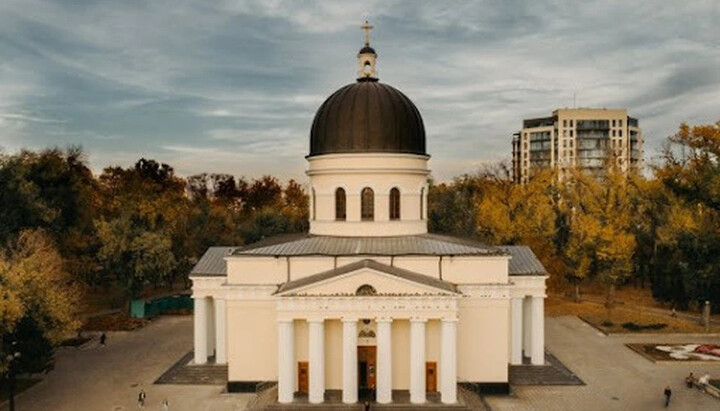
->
[82, 313, 150, 331]
[547, 295, 719, 333]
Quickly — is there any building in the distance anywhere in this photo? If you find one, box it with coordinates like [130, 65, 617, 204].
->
[512, 108, 643, 183]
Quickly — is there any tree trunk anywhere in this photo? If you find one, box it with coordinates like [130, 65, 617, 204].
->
[574, 283, 581, 303]
[604, 283, 616, 323]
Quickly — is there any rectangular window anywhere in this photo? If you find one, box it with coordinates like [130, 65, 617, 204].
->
[563, 119, 567, 127]
[619, 120, 623, 127]
[612, 130, 616, 137]
[612, 119, 616, 127]
[619, 130, 623, 137]
[570, 130, 573, 137]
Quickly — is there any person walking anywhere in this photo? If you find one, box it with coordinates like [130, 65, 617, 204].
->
[100, 333, 107, 346]
[363, 401, 370, 411]
[137, 389, 146, 408]
[162, 398, 169, 411]
[663, 386, 672, 407]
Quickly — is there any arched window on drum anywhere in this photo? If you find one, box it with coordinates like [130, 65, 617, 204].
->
[335, 188, 346, 221]
[389, 187, 400, 220]
[361, 187, 374, 221]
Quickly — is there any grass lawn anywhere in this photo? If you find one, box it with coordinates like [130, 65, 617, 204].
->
[546, 295, 720, 334]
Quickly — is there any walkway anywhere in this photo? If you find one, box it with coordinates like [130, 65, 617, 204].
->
[487, 316, 720, 410]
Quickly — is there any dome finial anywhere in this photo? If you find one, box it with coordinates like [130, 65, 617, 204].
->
[361, 20, 373, 46]
[357, 20, 378, 81]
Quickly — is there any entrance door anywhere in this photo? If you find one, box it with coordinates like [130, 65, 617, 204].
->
[298, 361, 309, 393]
[357, 346, 377, 390]
[426, 362, 437, 392]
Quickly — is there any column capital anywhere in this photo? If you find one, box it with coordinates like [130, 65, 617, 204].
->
[307, 318, 325, 324]
[277, 318, 294, 324]
[441, 317, 459, 323]
[410, 317, 428, 323]
[341, 317, 359, 323]
[376, 318, 393, 324]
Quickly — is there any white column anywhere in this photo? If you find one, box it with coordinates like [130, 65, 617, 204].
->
[193, 297, 208, 365]
[440, 318, 458, 404]
[376, 319, 393, 404]
[342, 319, 358, 404]
[510, 297, 523, 365]
[410, 318, 426, 404]
[206, 297, 215, 358]
[308, 319, 325, 404]
[278, 319, 295, 404]
[530, 296, 545, 365]
[522, 296, 532, 358]
[214, 298, 227, 364]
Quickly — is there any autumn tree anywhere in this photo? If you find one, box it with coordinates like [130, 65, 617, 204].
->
[561, 166, 636, 318]
[0, 230, 80, 382]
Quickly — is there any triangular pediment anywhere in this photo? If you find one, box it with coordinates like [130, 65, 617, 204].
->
[276, 259, 458, 297]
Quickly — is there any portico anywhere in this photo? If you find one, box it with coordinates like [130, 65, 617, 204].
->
[275, 294, 460, 405]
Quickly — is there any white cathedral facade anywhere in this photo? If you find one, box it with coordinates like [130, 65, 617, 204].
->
[191, 24, 547, 406]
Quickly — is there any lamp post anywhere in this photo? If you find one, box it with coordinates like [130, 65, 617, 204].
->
[5, 349, 21, 411]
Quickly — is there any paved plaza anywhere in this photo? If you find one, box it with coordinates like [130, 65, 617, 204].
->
[3, 315, 719, 410]
[487, 316, 720, 410]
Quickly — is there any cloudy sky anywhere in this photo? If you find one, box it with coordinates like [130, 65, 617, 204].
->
[1, 1, 719, 181]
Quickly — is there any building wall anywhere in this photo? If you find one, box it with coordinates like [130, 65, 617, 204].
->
[391, 319, 411, 389]
[227, 255, 510, 286]
[227, 300, 277, 381]
[513, 108, 643, 183]
[307, 153, 429, 236]
[457, 298, 509, 382]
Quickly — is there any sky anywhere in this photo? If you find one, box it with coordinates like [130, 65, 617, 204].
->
[1, 1, 719, 182]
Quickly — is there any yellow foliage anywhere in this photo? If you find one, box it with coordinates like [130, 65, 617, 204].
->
[0, 230, 80, 346]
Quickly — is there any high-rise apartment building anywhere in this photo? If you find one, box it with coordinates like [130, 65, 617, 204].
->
[512, 108, 643, 183]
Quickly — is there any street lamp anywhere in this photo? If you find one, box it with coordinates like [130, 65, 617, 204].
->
[5, 349, 21, 411]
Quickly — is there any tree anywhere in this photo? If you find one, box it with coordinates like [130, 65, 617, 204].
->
[561, 166, 636, 318]
[0, 229, 79, 395]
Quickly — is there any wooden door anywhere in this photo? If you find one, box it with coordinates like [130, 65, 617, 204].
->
[298, 361, 309, 393]
[357, 346, 377, 389]
[426, 362, 437, 392]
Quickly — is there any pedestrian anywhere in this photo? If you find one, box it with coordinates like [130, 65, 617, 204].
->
[663, 386, 672, 407]
[685, 372, 695, 388]
[363, 401, 370, 411]
[100, 333, 106, 346]
[162, 398, 169, 411]
[138, 389, 146, 408]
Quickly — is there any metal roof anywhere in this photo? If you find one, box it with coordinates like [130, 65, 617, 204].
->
[190, 246, 238, 277]
[309, 81, 426, 157]
[234, 233, 506, 257]
[190, 237, 547, 278]
[502, 246, 547, 276]
[277, 259, 458, 295]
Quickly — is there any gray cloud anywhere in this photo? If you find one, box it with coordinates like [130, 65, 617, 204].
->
[0, 0, 719, 181]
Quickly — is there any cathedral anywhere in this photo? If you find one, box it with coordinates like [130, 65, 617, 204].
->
[190, 22, 547, 406]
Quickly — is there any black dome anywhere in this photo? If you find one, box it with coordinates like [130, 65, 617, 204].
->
[309, 80, 426, 157]
[359, 46, 376, 54]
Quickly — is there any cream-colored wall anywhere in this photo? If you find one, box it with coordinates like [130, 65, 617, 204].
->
[393, 256, 439, 278]
[227, 300, 277, 381]
[294, 269, 443, 296]
[391, 319, 410, 389]
[226, 257, 285, 285]
[441, 256, 509, 284]
[426, 319, 441, 385]
[307, 153, 429, 236]
[227, 255, 510, 286]
[325, 320, 343, 390]
[457, 299, 509, 382]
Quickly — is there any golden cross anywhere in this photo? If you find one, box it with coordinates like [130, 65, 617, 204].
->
[361, 20, 373, 46]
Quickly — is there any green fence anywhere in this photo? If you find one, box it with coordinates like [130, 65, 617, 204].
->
[130, 294, 193, 318]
